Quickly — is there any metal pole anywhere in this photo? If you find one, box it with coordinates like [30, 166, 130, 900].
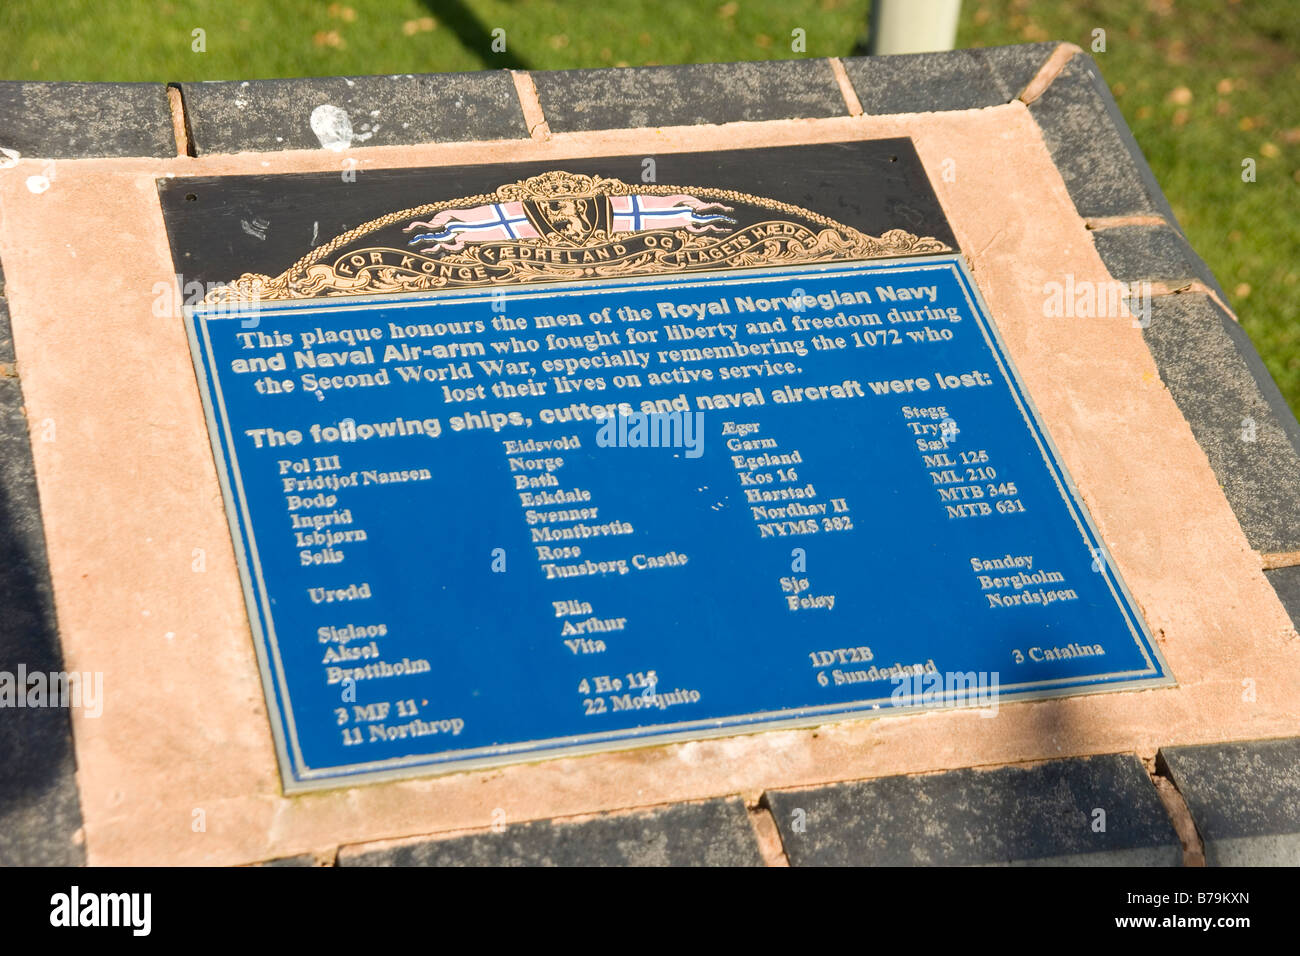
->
[867, 0, 963, 55]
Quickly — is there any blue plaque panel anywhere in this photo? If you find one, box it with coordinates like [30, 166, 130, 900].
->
[188, 254, 1171, 791]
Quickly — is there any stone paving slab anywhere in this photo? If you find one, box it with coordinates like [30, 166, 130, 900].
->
[764, 755, 1181, 866]
[178, 72, 529, 154]
[1092, 223, 1227, 300]
[0, 82, 174, 160]
[253, 853, 319, 867]
[1264, 566, 1300, 628]
[1158, 738, 1300, 866]
[339, 798, 763, 867]
[533, 59, 845, 132]
[0, 297, 13, 367]
[842, 42, 1055, 114]
[1028, 54, 1183, 226]
[1143, 295, 1300, 555]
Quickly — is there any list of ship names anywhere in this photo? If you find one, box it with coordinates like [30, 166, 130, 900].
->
[194, 261, 1161, 782]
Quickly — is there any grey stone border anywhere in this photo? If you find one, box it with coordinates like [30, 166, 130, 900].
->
[762, 754, 1182, 866]
[1028, 54, 1185, 226]
[0, 82, 174, 160]
[1264, 565, 1300, 630]
[177, 72, 529, 155]
[1091, 223, 1229, 302]
[337, 797, 764, 867]
[531, 59, 846, 132]
[1142, 294, 1300, 554]
[3, 47, 1299, 866]
[0, 46, 1069, 158]
[841, 42, 1056, 114]
[264, 740, 1300, 865]
[1158, 738, 1300, 866]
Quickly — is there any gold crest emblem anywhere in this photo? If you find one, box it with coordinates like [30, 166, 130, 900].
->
[206, 171, 951, 304]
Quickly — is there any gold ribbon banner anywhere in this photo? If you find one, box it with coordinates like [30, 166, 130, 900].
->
[204, 219, 949, 304]
[302, 221, 879, 298]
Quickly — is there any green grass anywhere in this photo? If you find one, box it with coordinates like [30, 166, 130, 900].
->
[0, 0, 873, 77]
[2, 0, 1297, 413]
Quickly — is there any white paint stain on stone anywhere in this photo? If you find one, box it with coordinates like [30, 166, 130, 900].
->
[241, 218, 270, 240]
[26, 175, 50, 194]
[310, 103, 354, 151]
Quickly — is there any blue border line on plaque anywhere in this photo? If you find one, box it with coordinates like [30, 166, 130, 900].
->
[186, 254, 1173, 792]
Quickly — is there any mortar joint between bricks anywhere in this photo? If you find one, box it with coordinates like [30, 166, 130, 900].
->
[1148, 751, 1206, 867]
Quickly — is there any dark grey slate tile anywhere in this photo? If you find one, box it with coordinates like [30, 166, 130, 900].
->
[976, 42, 1062, 100]
[1216, 307, 1300, 454]
[340, 798, 763, 867]
[765, 755, 1181, 866]
[534, 60, 846, 133]
[1265, 565, 1300, 627]
[0, 378, 85, 866]
[0, 297, 12, 367]
[1158, 738, 1300, 866]
[1092, 223, 1227, 300]
[0, 82, 173, 159]
[254, 853, 319, 867]
[179, 72, 528, 155]
[1029, 54, 1183, 224]
[843, 42, 1057, 114]
[1143, 295, 1300, 554]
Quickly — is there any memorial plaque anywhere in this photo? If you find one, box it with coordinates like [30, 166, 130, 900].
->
[161, 142, 1171, 791]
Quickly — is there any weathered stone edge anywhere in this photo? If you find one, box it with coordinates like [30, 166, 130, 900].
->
[1, 45, 1070, 158]
[333, 796, 766, 867]
[763, 753, 1184, 867]
[0, 81, 175, 160]
[176, 71, 530, 155]
[1027, 51, 1185, 226]
[1157, 737, 1300, 866]
[1142, 294, 1300, 556]
[1263, 565, 1300, 631]
[530, 59, 847, 134]
[840, 42, 1060, 115]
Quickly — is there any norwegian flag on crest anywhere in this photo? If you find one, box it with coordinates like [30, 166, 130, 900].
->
[404, 202, 540, 250]
[404, 193, 736, 251]
[610, 195, 735, 234]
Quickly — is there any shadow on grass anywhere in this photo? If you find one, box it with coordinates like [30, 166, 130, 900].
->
[420, 0, 531, 71]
